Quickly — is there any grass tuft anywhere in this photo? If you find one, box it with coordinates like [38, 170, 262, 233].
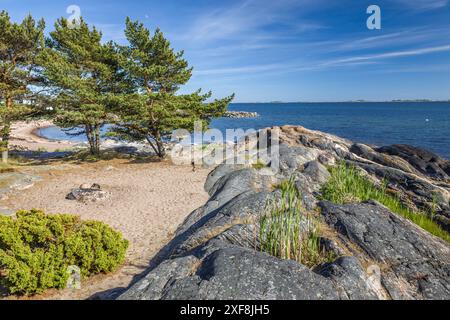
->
[252, 160, 267, 170]
[260, 177, 333, 268]
[320, 162, 450, 243]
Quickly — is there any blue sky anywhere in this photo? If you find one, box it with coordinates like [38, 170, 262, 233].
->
[2, 0, 450, 102]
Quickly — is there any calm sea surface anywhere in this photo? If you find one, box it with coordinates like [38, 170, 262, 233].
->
[39, 102, 450, 159]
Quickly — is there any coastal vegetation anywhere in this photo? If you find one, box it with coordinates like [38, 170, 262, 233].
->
[251, 160, 267, 170]
[40, 18, 125, 156]
[0, 10, 233, 160]
[260, 178, 332, 268]
[0, 12, 46, 163]
[259, 160, 450, 269]
[321, 162, 450, 243]
[109, 18, 233, 158]
[0, 209, 129, 295]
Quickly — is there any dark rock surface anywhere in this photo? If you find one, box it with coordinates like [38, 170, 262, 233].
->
[276, 125, 450, 230]
[319, 201, 450, 300]
[119, 125, 450, 300]
[120, 239, 383, 300]
[376, 144, 450, 181]
[204, 164, 247, 195]
[315, 256, 384, 300]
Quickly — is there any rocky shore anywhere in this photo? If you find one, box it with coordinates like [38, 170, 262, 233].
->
[223, 111, 260, 118]
[119, 125, 450, 300]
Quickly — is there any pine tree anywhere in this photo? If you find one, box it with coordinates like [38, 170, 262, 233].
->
[112, 18, 234, 158]
[0, 11, 45, 163]
[40, 18, 125, 155]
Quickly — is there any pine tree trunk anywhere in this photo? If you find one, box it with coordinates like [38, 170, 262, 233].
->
[1, 125, 10, 164]
[93, 125, 101, 155]
[154, 131, 165, 158]
[146, 133, 165, 158]
[145, 136, 159, 156]
[156, 139, 165, 158]
[85, 125, 98, 156]
[85, 124, 101, 156]
[85, 125, 92, 153]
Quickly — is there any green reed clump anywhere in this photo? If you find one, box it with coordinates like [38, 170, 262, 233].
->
[260, 178, 331, 268]
[321, 162, 450, 243]
[252, 160, 267, 170]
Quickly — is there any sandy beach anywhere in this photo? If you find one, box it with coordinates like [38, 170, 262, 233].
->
[10, 120, 76, 152]
[1, 122, 211, 300]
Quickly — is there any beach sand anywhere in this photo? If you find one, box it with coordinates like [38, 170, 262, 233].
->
[10, 120, 75, 152]
[1, 123, 211, 299]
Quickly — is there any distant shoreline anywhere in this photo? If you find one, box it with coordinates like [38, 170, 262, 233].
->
[10, 120, 75, 152]
[231, 100, 450, 104]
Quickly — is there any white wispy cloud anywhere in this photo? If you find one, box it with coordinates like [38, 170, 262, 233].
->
[322, 44, 450, 66]
[194, 63, 284, 76]
[182, 0, 322, 42]
[393, 0, 449, 10]
[324, 26, 450, 54]
[194, 44, 450, 76]
[335, 30, 417, 51]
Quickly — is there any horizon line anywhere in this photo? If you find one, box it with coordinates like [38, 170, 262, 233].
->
[231, 99, 450, 104]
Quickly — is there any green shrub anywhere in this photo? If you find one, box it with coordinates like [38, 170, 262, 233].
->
[0, 209, 129, 295]
[260, 178, 332, 268]
[252, 160, 267, 170]
[321, 162, 450, 243]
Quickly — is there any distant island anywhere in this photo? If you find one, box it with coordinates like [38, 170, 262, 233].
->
[234, 99, 450, 104]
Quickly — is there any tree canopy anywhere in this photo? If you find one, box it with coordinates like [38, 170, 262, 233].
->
[110, 18, 234, 157]
[40, 18, 129, 155]
[0, 12, 234, 158]
[0, 11, 45, 162]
